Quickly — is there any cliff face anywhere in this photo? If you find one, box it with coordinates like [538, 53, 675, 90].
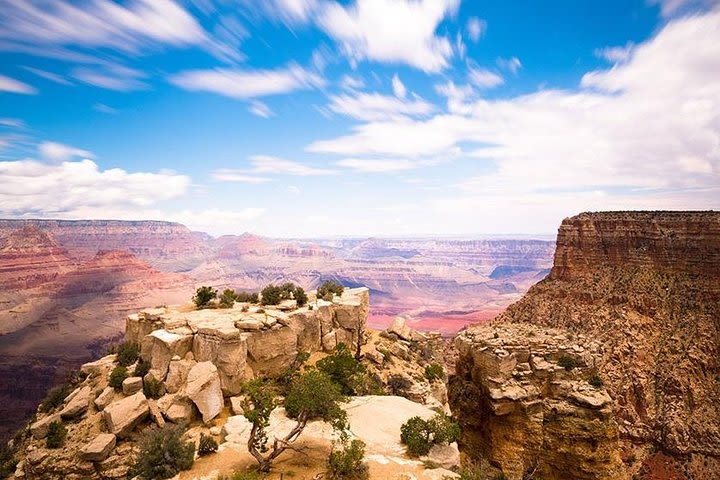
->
[550, 211, 720, 280]
[495, 211, 720, 477]
[0, 226, 75, 289]
[450, 324, 624, 480]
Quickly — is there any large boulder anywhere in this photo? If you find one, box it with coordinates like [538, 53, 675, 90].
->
[245, 327, 298, 377]
[122, 377, 143, 396]
[164, 356, 196, 394]
[103, 391, 150, 438]
[30, 413, 61, 439]
[140, 329, 193, 380]
[80, 355, 117, 377]
[192, 330, 249, 396]
[94, 387, 115, 410]
[60, 385, 93, 419]
[80, 433, 116, 462]
[285, 311, 321, 352]
[183, 361, 223, 423]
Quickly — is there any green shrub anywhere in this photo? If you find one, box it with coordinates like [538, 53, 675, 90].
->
[134, 359, 151, 378]
[294, 286, 308, 307]
[218, 472, 265, 480]
[400, 414, 460, 457]
[387, 374, 413, 397]
[144, 377, 165, 399]
[260, 284, 283, 305]
[317, 281, 344, 300]
[193, 286, 217, 308]
[39, 384, 71, 413]
[46, 421, 67, 449]
[198, 433, 218, 456]
[424, 363, 444, 382]
[131, 424, 195, 479]
[557, 355, 578, 371]
[280, 282, 297, 299]
[328, 439, 368, 479]
[117, 341, 140, 367]
[316, 344, 367, 395]
[0, 444, 18, 479]
[235, 291, 259, 303]
[219, 289, 237, 308]
[109, 366, 129, 390]
[284, 370, 347, 429]
[589, 373, 604, 388]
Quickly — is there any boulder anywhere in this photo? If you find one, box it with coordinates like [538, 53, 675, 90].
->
[387, 317, 413, 341]
[30, 413, 61, 440]
[94, 387, 115, 410]
[245, 327, 298, 377]
[230, 396, 245, 415]
[184, 361, 223, 423]
[322, 330, 337, 351]
[147, 399, 166, 427]
[285, 311, 321, 352]
[80, 433, 116, 462]
[122, 377, 143, 396]
[425, 443, 460, 470]
[81, 355, 117, 377]
[60, 385, 93, 419]
[165, 400, 195, 424]
[164, 357, 196, 394]
[192, 331, 249, 396]
[140, 329, 193, 380]
[103, 391, 149, 438]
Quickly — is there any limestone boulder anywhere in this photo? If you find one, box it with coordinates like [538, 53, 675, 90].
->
[425, 443, 460, 470]
[164, 357, 196, 394]
[140, 329, 193, 380]
[80, 433, 116, 462]
[94, 387, 115, 410]
[60, 385, 93, 419]
[147, 399, 166, 427]
[183, 361, 223, 423]
[103, 391, 149, 438]
[192, 331, 249, 396]
[322, 330, 337, 351]
[285, 311, 321, 352]
[387, 317, 413, 341]
[165, 400, 195, 424]
[230, 396, 245, 415]
[81, 355, 117, 377]
[122, 377, 143, 395]
[30, 413, 61, 439]
[245, 327, 298, 377]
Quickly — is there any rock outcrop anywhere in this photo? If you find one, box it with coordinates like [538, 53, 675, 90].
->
[450, 323, 624, 480]
[492, 211, 720, 479]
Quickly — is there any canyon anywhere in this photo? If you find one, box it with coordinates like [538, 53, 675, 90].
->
[0, 219, 553, 443]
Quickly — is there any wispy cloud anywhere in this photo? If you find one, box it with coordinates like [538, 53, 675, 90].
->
[327, 92, 434, 121]
[39, 141, 94, 162]
[594, 43, 634, 63]
[0, 118, 25, 128]
[93, 103, 118, 114]
[391, 74, 407, 98]
[497, 57, 522, 74]
[72, 64, 149, 91]
[22, 66, 72, 85]
[468, 67, 504, 88]
[248, 100, 274, 118]
[466, 17, 487, 42]
[211, 170, 272, 183]
[170, 64, 324, 99]
[0, 74, 37, 94]
[212, 155, 337, 183]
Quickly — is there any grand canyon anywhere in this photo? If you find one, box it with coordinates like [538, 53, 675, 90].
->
[0, 219, 554, 443]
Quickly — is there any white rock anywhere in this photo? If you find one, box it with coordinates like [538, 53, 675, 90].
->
[80, 433, 116, 462]
[122, 377, 143, 396]
[60, 385, 93, 419]
[94, 387, 115, 410]
[30, 413, 61, 440]
[103, 391, 149, 438]
[184, 361, 223, 423]
[80, 355, 117, 376]
[425, 443, 460, 470]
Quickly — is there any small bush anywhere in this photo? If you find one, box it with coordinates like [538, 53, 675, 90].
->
[424, 363, 444, 382]
[218, 472, 265, 480]
[260, 284, 283, 305]
[328, 439, 368, 479]
[235, 291, 259, 303]
[193, 286, 217, 308]
[39, 384, 71, 413]
[316, 344, 367, 396]
[109, 366, 129, 390]
[46, 421, 67, 449]
[400, 414, 460, 457]
[219, 289, 236, 308]
[134, 358, 151, 378]
[294, 286, 308, 307]
[589, 373, 604, 388]
[387, 374, 413, 397]
[131, 424, 195, 479]
[557, 355, 578, 371]
[144, 377, 165, 399]
[317, 281, 344, 300]
[198, 433, 218, 456]
[117, 341, 140, 367]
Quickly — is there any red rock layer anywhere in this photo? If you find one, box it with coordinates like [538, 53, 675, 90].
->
[0, 226, 75, 289]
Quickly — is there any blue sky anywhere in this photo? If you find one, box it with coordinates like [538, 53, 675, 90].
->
[0, 0, 719, 237]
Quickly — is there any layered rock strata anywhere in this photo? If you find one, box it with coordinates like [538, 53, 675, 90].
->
[449, 323, 624, 480]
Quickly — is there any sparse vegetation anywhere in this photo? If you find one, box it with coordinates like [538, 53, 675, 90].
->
[219, 288, 237, 308]
[109, 365, 129, 390]
[193, 286, 218, 308]
[116, 341, 140, 367]
[387, 374, 413, 397]
[198, 433, 218, 456]
[317, 280, 344, 301]
[46, 421, 67, 449]
[143, 377, 165, 399]
[327, 439, 369, 479]
[235, 291, 260, 304]
[557, 355, 578, 371]
[424, 363, 444, 382]
[134, 358, 151, 378]
[260, 284, 283, 305]
[131, 424, 195, 479]
[316, 343, 379, 395]
[400, 414, 460, 457]
[294, 286, 308, 307]
[218, 472, 265, 480]
[39, 383, 72, 413]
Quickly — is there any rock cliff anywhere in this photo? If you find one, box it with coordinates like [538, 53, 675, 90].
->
[493, 211, 720, 478]
[450, 323, 624, 480]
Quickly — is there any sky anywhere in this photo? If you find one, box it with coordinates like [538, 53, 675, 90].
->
[0, 0, 719, 237]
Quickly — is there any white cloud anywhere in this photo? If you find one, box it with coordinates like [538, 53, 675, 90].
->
[170, 64, 324, 99]
[468, 67, 504, 88]
[466, 17, 487, 42]
[434, 80, 475, 114]
[307, 9, 720, 209]
[391, 74, 407, 98]
[0, 0, 238, 61]
[0, 74, 37, 94]
[210, 170, 272, 183]
[594, 44, 634, 63]
[0, 118, 25, 128]
[93, 103, 117, 114]
[0, 159, 190, 216]
[649, 0, 720, 17]
[336, 158, 415, 172]
[288, 185, 301, 194]
[327, 92, 434, 121]
[73, 64, 148, 91]
[249, 100, 274, 118]
[22, 66, 72, 85]
[497, 57, 522, 74]
[317, 0, 460, 72]
[167, 208, 265, 234]
[212, 156, 337, 182]
[39, 141, 94, 162]
[340, 74, 365, 90]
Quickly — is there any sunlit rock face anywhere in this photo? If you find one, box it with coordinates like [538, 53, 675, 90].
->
[450, 323, 624, 480]
[493, 211, 720, 478]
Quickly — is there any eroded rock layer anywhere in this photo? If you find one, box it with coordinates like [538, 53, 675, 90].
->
[450, 323, 624, 480]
